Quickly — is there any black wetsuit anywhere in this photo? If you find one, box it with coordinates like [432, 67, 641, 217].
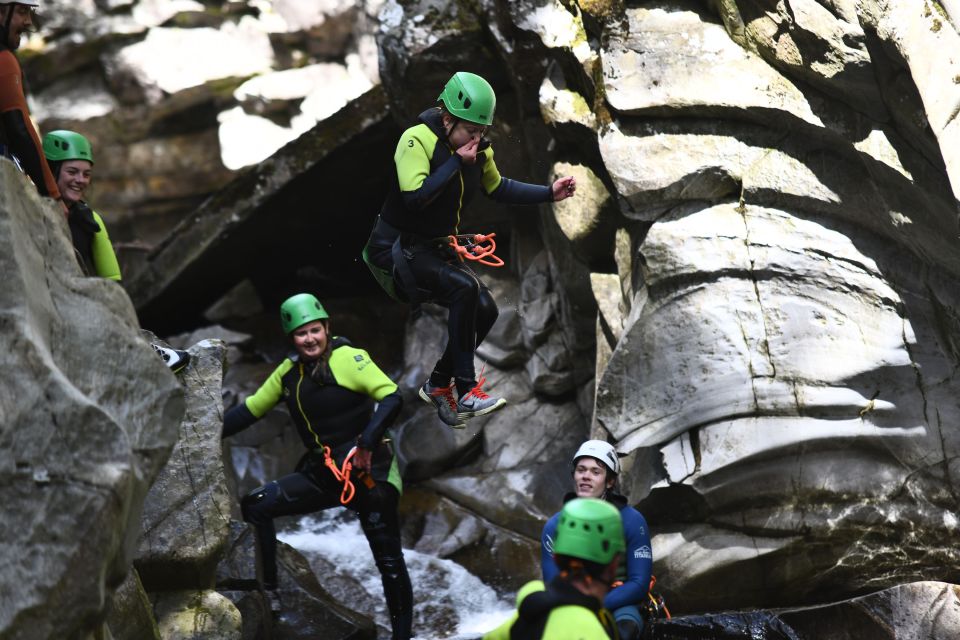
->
[365, 108, 552, 386]
[223, 338, 411, 639]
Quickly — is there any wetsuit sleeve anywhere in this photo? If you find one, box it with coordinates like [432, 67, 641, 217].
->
[243, 360, 294, 418]
[541, 514, 560, 583]
[222, 403, 258, 438]
[0, 52, 61, 200]
[604, 507, 652, 612]
[395, 124, 462, 211]
[90, 211, 121, 281]
[481, 146, 552, 204]
[330, 346, 401, 449]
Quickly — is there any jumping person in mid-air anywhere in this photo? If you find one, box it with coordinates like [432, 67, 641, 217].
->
[363, 71, 576, 427]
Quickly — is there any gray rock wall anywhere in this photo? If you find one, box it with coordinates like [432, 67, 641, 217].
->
[0, 161, 184, 638]
[378, 0, 960, 615]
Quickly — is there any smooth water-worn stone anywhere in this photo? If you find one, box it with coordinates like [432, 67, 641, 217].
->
[153, 590, 242, 640]
[0, 162, 184, 639]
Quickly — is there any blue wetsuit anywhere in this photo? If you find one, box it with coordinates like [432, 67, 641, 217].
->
[542, 492, 652, 634]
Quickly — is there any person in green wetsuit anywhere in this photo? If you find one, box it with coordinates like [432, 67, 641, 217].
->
[364, 71, 577, 427]
[41, 129, 189, 372]
[484, 498, 625, 640]
[42, 130, 120, 280]
[222, 293, 413, 638]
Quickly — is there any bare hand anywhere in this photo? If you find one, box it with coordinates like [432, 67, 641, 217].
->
[552, 176, 577, 202]
[456, 137, 480, 165]
[353, 447, 373, 474]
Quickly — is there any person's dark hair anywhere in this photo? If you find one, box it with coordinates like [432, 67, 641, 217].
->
[47, 160, 62, 181]
[555, 553, 612, 582]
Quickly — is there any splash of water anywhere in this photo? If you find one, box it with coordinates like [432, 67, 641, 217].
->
[280, 511, 515, 639]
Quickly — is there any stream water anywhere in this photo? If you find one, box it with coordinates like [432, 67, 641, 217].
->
[280, 511, 515, 639]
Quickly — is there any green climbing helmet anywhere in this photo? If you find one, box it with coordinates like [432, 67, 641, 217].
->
[280, 293, 329, 334]
[553, 498, 625, 565]
[42, 130, 94, 164]
[437, 72, 496, 126]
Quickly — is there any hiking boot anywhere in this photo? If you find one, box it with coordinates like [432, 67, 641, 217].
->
[456, 376, 506, 419]
[419, 380, 465, 428]
[152, 344, 190, 373]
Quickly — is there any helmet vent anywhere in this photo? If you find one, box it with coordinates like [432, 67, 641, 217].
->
[602, 540, 610, 551]
[463, 97, 472, 109]
[458, 91, 464, 101]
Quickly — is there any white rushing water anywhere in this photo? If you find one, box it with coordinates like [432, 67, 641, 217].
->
[280, 511, 516, 639]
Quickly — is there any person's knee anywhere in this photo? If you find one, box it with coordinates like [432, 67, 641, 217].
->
[375, 552, 409, 580]
[241, 482, 279, 525]
[441, 267, 481, 301]
[477, 290, 499, 326]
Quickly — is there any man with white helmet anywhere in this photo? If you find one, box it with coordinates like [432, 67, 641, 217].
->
[0, 0, 62, 203]
[541, 440, 653, 640]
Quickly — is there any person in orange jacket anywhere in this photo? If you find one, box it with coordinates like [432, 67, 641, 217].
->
[0, 1, 62, 204]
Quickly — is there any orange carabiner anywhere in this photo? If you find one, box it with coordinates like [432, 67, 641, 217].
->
[447, 233, 505, 267]
[321, 445, 357, 505]
[338, 447, 357, 505]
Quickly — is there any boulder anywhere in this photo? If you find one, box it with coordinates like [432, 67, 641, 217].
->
[152, 590, 242, 640]
[136, 340, 233, 591]
[0, 160, 184, 638]
[106, 569, 161, 640]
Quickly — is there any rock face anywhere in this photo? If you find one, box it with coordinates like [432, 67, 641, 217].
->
[135, 340, 233, 592]
[373, 0, 960, 617]
[21, 0, 960, 631]
[0, 161, 184, 638]
[24, 0, 385, 251]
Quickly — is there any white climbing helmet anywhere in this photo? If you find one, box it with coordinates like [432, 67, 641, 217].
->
[572, 440, 621, 476]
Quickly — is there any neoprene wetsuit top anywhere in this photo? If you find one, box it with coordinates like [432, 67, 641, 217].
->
[482, 579, 619, 640]
[69, 201, 121, 281]
[223, 338, 403, 492]
[0, 47, 60, 199]
[542, 492, 653, 613]
[378, 108, 552, 240]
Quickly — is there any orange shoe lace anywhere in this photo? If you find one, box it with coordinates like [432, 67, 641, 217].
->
[430, 383, 458, 411]
[464, 375, 491, 400]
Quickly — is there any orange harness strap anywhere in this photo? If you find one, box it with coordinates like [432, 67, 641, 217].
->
[447, 233, 504, 267]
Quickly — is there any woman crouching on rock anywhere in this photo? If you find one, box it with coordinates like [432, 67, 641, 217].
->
[222, 293, 412, 638]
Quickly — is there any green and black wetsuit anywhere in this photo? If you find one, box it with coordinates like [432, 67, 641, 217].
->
[365, 107, 552, 387]
[223, 338, 411, 639]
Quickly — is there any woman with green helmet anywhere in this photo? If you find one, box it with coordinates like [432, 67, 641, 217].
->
[363, 71, 577, 427]
[483, 498, 626, 639]
[41, 128, 190, 372]
[222, 293, 412, 637]
[42, 129, 121, 281]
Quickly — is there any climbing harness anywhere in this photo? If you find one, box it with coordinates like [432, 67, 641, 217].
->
[447, 232, 504, 267]
[644, 575, 672, 620]
[319, 445, 373, 505]
[609, 575, 671, 621]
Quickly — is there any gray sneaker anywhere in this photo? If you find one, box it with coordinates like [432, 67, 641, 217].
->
[455, 377, 506, 419]
[419, 380, 465, 428]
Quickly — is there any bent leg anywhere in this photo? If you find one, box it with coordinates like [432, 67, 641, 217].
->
[407, 252, 487, 383]
[241, 471, 337, 589]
